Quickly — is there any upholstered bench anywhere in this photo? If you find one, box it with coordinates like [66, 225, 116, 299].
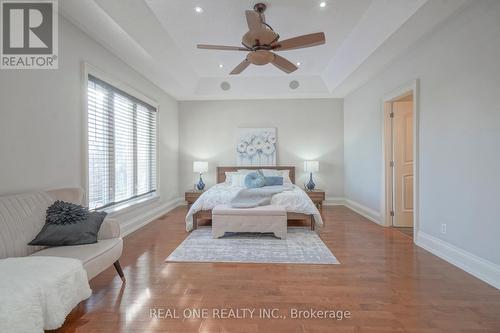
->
[212, 205, 287, 239]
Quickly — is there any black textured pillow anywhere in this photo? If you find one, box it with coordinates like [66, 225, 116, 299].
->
[29, 201, 107, 246]
[46, 200, 89, 225]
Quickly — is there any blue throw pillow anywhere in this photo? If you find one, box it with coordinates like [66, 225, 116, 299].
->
[264, 176, 283, 186]
[244, 172, 266, 188]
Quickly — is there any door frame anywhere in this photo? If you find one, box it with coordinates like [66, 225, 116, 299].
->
[381, 79, 419, 241]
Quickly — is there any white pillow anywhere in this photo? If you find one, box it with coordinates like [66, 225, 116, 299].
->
[230, 174, 247, 187]
[282, 170, 293, 184]
[225, 170, 253, 185]
[224, 171, 239, 185]
[280, 170, 293, 185]
[237, 169, 256, 175]
[260, 169, 293, 184]
[260, 169, 279, 176]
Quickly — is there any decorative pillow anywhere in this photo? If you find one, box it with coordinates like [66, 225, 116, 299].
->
[46, 200, 89, 225]
[260, 169, 293, 184]
[230, 174, 247, 187]
[244, 171, 266, 188]
[224, 171, 239, 185]
[237, 169, 256, 175]
[282, 170, 293, 185]
[264, 176, 283, 186]
[29, 201, 107, 246]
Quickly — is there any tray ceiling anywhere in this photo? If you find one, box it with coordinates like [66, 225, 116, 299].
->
[60, 0, 467, 100]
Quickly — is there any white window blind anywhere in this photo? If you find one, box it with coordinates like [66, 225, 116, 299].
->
[87, 74, 157, 210]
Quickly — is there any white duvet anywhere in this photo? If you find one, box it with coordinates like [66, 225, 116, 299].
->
[0, 256, 91, 333]
[186, 183, 323, 231]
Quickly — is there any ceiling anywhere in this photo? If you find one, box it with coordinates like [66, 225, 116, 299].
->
[60, 0, 468, 100]
[147, 0, 371, 77]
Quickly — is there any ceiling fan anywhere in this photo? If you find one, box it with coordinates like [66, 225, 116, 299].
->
[197, 3, 326, 75]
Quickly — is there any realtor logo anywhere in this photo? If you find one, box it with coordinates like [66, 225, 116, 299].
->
[1, 0, 58, 69]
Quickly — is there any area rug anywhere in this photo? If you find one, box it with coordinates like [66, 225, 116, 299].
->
[165, 228, 339, 264]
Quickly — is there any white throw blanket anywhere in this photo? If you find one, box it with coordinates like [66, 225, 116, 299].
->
[0, 256, 91, 333]
[230, 185, 292, 208]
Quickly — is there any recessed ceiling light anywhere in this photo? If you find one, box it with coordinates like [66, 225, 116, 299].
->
[221, 81, 231, 91]
[319, 1, 326, 8]
[218, 64, 224, 68]
[194, 6, 203, 13]
[296, 62, 301, 66]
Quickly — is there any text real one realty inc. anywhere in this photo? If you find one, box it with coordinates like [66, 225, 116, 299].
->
[150, 308, 351, 320]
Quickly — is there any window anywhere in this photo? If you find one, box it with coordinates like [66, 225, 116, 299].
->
[87, 74, 157, 210]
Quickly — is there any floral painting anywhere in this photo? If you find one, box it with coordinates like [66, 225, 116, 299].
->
[236, 128, 277, 166]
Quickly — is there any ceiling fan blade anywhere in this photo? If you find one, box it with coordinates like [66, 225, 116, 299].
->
[271, 54, 298, 74]
[230, 59, 251, 75]
[245, 10, 262, 31]
[197, 44, 248, 51]
[273, 32, 326, 51]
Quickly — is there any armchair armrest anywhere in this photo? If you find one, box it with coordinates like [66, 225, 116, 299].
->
[98, 217, 121, 240]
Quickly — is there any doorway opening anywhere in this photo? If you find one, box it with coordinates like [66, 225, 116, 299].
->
[382, 83, 418, 240]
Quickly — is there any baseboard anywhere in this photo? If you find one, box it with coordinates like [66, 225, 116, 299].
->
[416, 231, 500, 289]
[323, 197, 346, 206]
[343, 199, 383, 225]
[120, 197, 184, 237]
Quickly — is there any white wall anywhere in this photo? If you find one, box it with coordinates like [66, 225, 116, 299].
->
[179, 99, 344, 200]
[0, 16, 180, 227]
[343, 1, 500, 265]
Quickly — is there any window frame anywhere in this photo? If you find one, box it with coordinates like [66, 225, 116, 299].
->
[82, 62, 160, 211]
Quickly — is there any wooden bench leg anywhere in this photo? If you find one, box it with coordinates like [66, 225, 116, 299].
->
[310, 215, 315, 231]
[113, 260, 126, 283]
[193, 213, 198, 230]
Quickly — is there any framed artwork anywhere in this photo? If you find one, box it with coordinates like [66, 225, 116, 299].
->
[236, 128, 277, 166]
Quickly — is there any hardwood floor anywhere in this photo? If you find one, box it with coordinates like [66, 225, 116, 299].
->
[393, 227, 413, 239]
[52, 206, 500, 333]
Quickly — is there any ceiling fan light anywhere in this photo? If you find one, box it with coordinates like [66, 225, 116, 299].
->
[319, 2, 327, 8]
[194, 6, 203, 13]
[197, 6, 325, 75]
[296, 62, 301, 66]
[218, 64, 224, 68]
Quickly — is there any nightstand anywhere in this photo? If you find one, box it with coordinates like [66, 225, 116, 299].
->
[185, 190, 204, 207]
[306, 190, 325, 208]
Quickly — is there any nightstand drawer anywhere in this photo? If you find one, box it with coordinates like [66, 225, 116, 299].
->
[185, 191, 203, 206]
[306, 190, 325, 207]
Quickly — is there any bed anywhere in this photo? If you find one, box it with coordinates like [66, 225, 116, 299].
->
[185, 166, 323, 231]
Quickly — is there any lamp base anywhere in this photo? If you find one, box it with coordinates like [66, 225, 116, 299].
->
[305, 173, 315, 191]
[196, 174, 205, 191]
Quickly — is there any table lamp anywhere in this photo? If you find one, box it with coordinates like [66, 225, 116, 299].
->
[193, 161, 208, 191]
[304, 160, 319, 191]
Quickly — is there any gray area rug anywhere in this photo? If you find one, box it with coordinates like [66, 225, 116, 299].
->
[166, 228, 339, 265]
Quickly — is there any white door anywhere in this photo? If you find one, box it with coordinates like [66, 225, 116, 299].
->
[392, 101, 414, 227]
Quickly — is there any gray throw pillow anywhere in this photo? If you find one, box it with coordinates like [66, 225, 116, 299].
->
[29, 201, 107, 246]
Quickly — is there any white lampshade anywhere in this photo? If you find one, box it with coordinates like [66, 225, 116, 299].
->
[304, 160, 319, 173]
[193, 161, 208, 173]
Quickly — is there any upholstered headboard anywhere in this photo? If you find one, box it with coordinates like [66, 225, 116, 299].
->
[216, 166, 296, 184]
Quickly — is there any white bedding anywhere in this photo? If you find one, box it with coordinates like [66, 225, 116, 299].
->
[185, 183, 323, 231]
[0, 256, 91, 333]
